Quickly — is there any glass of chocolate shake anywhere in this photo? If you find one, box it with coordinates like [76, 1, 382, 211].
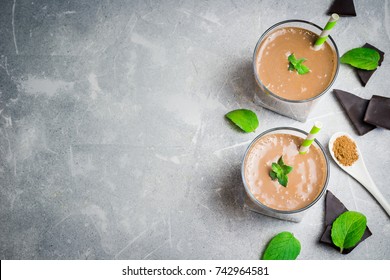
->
[241, 127, 330, 222]
[253, 20, 339, 122]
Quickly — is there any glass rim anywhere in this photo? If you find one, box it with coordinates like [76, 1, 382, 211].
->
[252, 19, 340, 104]
[241, 126, 330, 214]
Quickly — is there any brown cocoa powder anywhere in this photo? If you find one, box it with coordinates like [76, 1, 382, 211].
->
[333, 136, 359, 166]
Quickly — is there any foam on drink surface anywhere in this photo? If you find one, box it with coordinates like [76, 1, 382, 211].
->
[244, 133, 327, 211]
[256, 27, 337, 101]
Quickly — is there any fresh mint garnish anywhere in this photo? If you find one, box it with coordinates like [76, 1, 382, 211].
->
[331, 211, 367, 253]
[288, 53, 310, 75]
[340, 47, 380, 70]
[269, 156, 293, 187]
[225, 109, 259, 133]
[262, 231, 301, 260]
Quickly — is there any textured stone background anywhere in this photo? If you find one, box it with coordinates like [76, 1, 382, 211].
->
[0, 0, 389, 259]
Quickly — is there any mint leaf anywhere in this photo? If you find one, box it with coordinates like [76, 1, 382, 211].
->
[269, 170, 277, 180]
[331, 211, 367, 253]
[225, 109, 259, 133]
[340, 47, 380, 70]
[288, 54, 310, 75]
[277, 156, 285, 166]
[262, 232, 301, 260]
[296, 63, 310, 75]
[288, 54, 299, 64]
[282, 165, 293, 175]
[278, 174, 288, 187]
[271, 162, 282, 175]
[269, 156, 293, 187]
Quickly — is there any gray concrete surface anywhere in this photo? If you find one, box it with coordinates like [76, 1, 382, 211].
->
[0, 0, 389, 259]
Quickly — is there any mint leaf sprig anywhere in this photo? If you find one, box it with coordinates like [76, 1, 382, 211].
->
[262, 231, 301, 260]
[269, 156, 293, 187]
[288, 53, 310, 75]
[340, 47, 380, 70]
[225, 109, 259, 133]
[331, 211, 367, 253]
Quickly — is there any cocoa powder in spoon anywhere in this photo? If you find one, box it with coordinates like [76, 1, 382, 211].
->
[333, 135, 359, 166]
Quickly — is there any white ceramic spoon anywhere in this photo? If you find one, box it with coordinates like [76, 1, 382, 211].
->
[329, 132, 390, 217]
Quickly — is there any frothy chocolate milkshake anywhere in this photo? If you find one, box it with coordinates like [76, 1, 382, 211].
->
[244, 133, 327, 211]
[255, 27, 337, 101]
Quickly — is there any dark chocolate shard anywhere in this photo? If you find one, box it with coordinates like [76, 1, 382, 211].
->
[364, 95, 390, 130]
[357, 43, 385, 86]
[333, 89, 376, 135]
[327, 0, 356, 17]
[324, 190, 348, 225]
[320, 190, 372, 254]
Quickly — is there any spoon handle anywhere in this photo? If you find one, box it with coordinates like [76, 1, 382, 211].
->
[357, 174, 390, 218]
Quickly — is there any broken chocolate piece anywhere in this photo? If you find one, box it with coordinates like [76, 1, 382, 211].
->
[324, 190, 348, 225]
[333, 89, 376, 135]
[320, 190, 372, 254]
[357, 43, 385, 86]
[327, 0, 356, 17]
[364, 95, 390, 130]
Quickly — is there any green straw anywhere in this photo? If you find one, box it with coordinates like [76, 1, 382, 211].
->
[313, 13, 339, 51]
[299, 121, 323, 154]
